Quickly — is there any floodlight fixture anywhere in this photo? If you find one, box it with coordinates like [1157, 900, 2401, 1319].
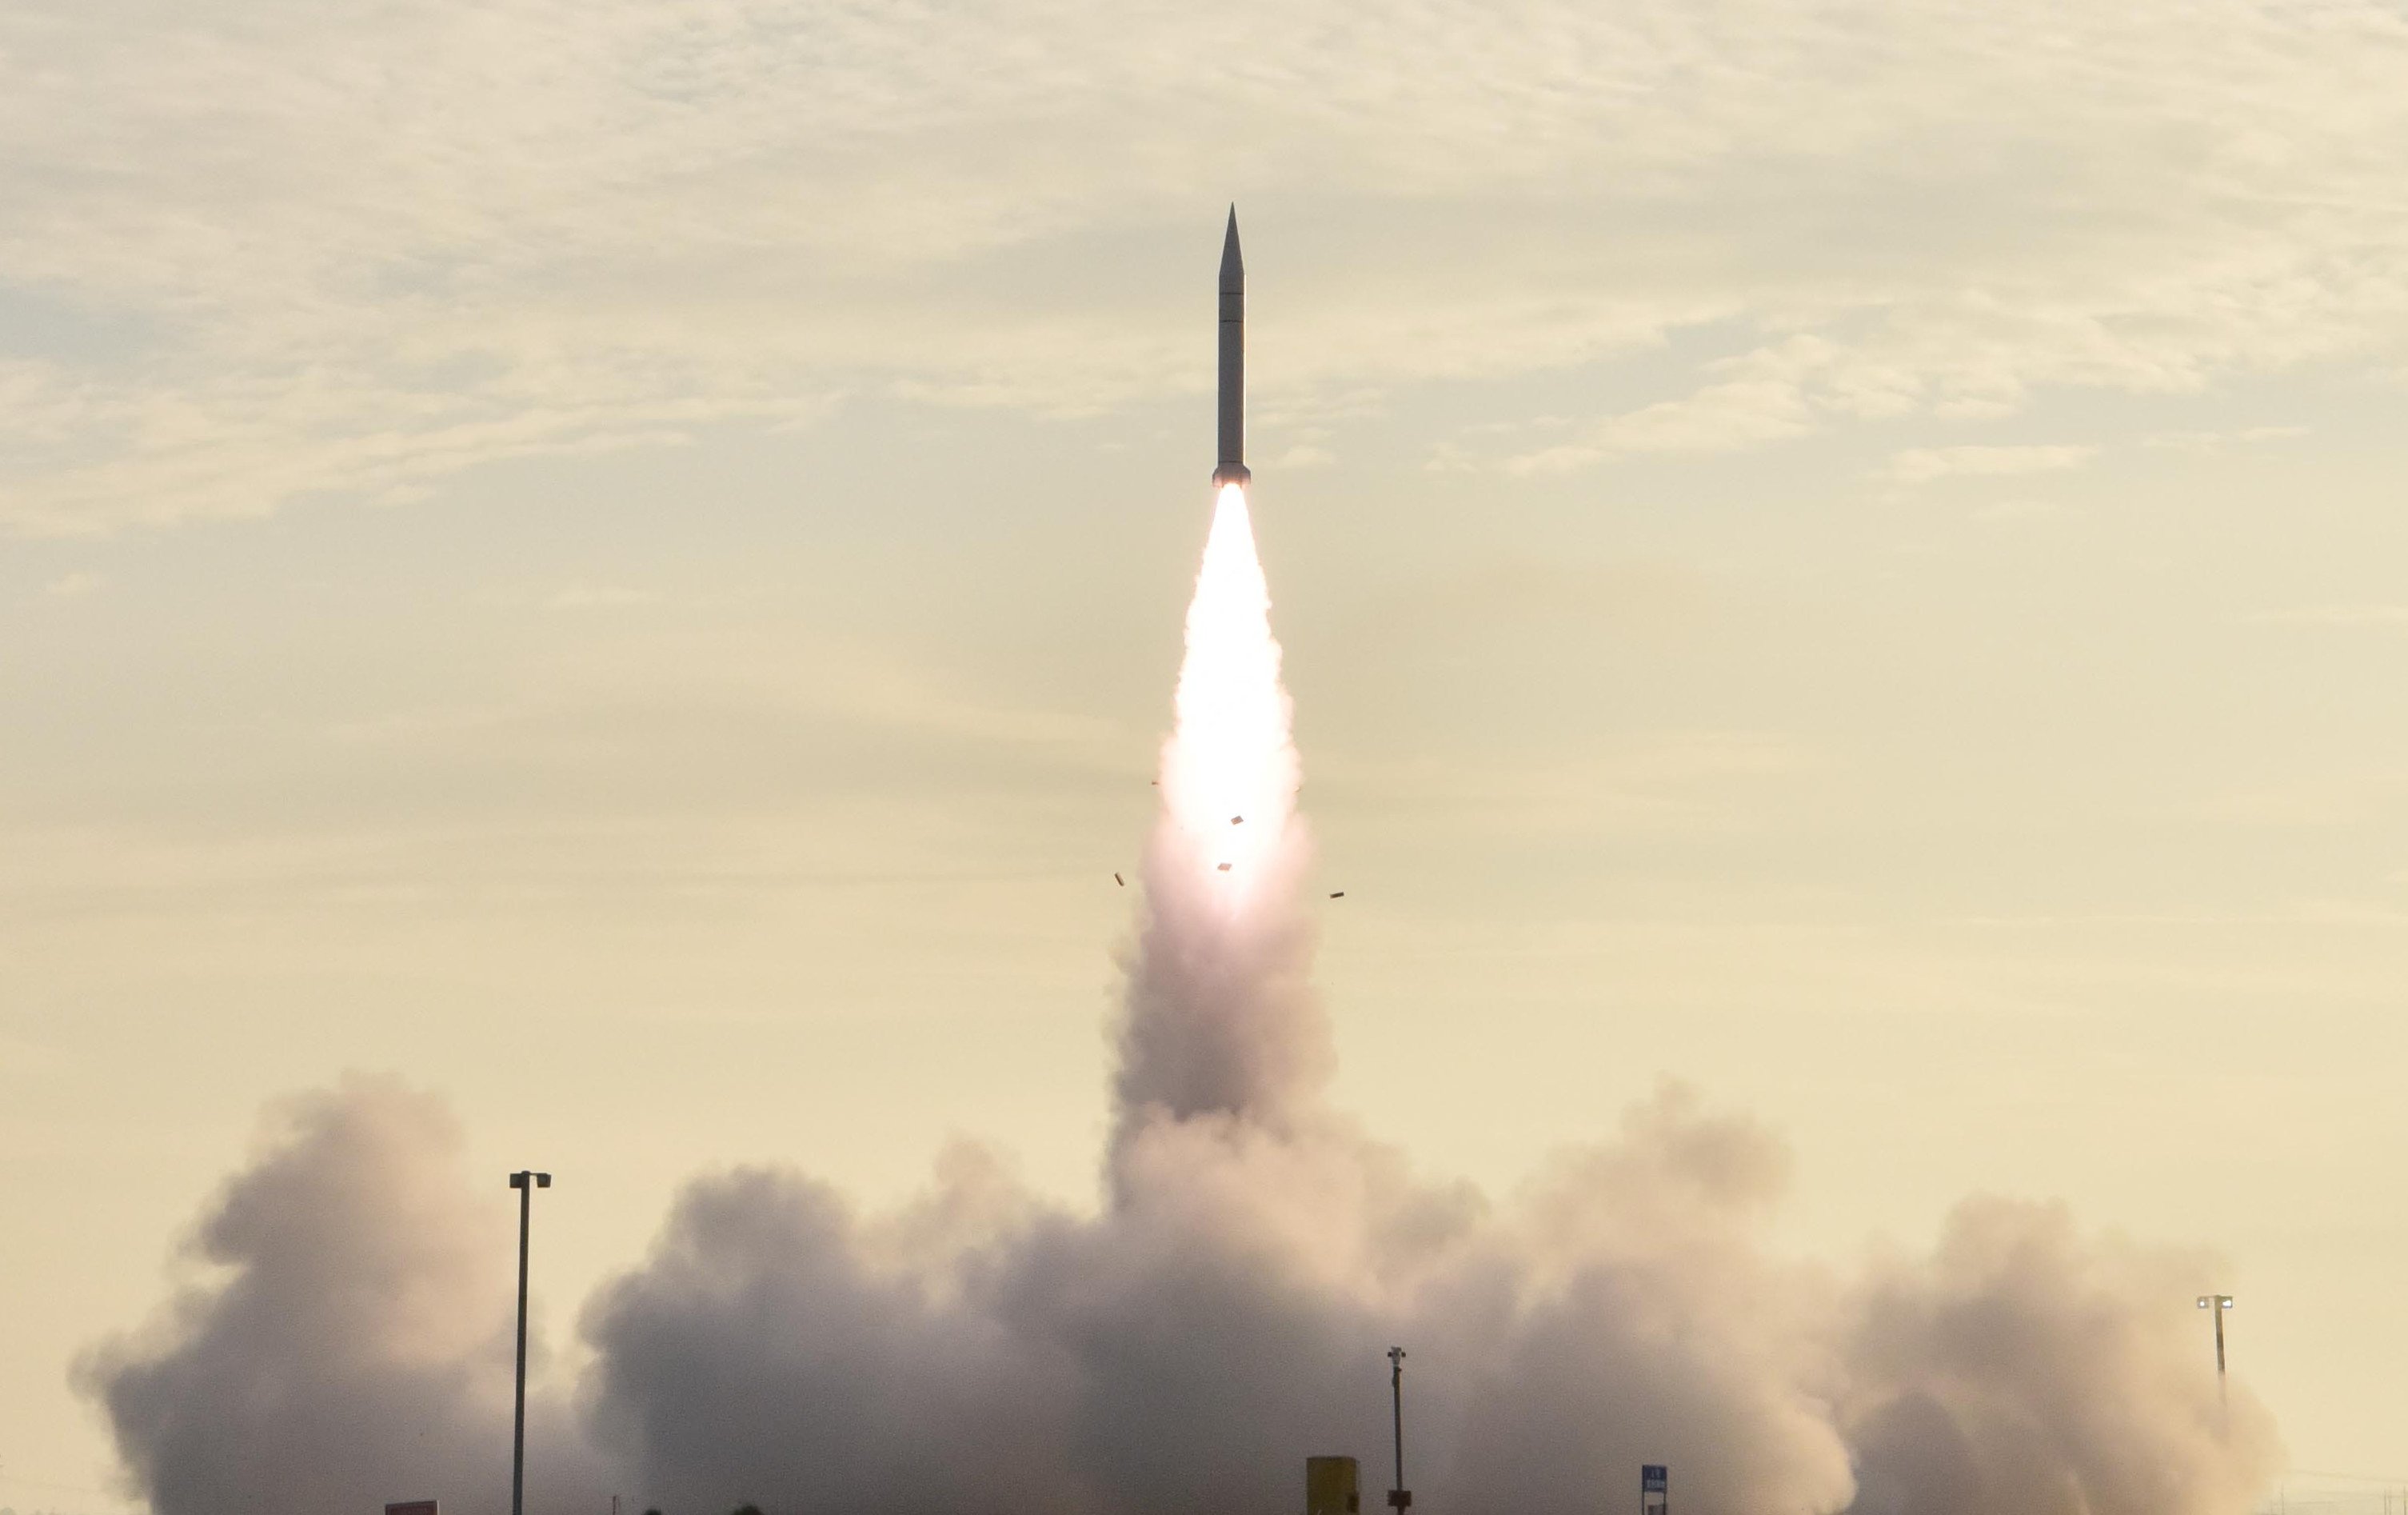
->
[2196, 1292, 2235, 1416]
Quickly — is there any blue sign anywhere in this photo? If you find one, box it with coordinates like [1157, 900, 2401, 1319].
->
[1641, 1466, 1668, 1493]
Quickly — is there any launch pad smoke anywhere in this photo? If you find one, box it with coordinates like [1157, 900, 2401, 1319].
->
[86, 487, 2280, 1515]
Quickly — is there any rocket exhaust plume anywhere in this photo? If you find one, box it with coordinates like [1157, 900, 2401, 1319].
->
[1159, 486, 1295, 888]
[1113, 479, 1324, 1158]
[84, 215, 2289, 1515]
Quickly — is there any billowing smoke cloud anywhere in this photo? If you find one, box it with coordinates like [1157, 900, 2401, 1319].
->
[1840, 1197, 2278, 1515]
[77, 1076, 604, 1515]
[87, 489, 2282, 1515]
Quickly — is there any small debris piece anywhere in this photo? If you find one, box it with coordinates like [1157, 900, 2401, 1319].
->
[1114, 873, 1124, 886]
[1230, 815, 1244, 825]
[1216, 862, 1232, 872]
[1329, 891, 1345, 899]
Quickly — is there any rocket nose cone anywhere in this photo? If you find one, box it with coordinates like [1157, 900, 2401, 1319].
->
[1220, 206, 1244, 287]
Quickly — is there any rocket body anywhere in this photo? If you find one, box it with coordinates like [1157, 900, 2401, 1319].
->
[1213, 208, 1250, 487]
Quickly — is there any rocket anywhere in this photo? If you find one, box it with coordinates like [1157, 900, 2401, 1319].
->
[1212, 206, 1250, 488]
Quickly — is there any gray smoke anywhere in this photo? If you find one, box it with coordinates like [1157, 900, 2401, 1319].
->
[86, 496, 2282, 1514]
[78, 1076, 605, 1515]
[578, 1080, 1867, 1515]
[577, 1080, 2280, 1515]
[1839, 1197, 2281, 1515]
[82, 1023, 2283, 1515]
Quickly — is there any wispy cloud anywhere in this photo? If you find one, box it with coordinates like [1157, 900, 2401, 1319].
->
[1510, 376, 1815, 475]
[2, 0, 2406, 528]
[549, 583, 661, 610]
[2246, 605, 2408, 627]
[1881, 443, 2097, 486]
[2144, 425, 2309, 452]
[1970, 496, 2068, 523]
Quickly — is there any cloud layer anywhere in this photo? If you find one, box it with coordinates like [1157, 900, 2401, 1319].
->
[3, 0, 2406, 531]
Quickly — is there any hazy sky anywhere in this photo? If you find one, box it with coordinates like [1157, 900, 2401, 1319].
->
[6, 0, 2408, 1505]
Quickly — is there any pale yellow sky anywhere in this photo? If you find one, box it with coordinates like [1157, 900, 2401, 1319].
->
[6, 0, 2408, 1506]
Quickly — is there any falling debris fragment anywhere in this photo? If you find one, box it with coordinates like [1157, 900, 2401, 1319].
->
[1230, 815, 1244, 825]
[1217, 862, 1232, 872]
[1329, 891, 1345, 899]
[1114, 873, 1125, 887]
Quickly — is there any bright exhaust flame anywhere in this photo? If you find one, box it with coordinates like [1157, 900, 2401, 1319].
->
[1159, 482, 1297, 905]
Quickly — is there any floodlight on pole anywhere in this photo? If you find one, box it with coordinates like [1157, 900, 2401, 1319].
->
[2196, 1294, 2234, 1414]
[509, 1170, 552, 1515]
[1387, 1347, 1411, 1513]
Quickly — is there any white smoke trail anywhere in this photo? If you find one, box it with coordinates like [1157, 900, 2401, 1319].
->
[85, 485, 2289, 1515]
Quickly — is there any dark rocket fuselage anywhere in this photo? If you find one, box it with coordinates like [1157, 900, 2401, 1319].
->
[1213, 208, 1250, 487]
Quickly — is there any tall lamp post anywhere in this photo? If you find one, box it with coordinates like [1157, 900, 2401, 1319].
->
[2196, 1293, 2234, 1413]
[1387, 1347, 1412, 1515]
[510, 1170, 553, 1515]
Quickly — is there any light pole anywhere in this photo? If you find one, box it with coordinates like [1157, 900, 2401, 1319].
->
[1387, 1346, 1412, 1515]
[510, 1170, 552, 1515]
[2196, 1294, 2234, 1413]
